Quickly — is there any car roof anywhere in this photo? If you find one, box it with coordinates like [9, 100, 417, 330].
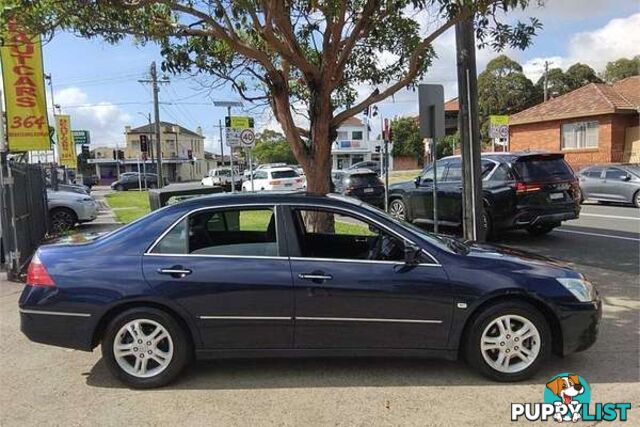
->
[171, 191, 364, 210]
[266, 167, 296, 172]
[344, 168, 377, 175]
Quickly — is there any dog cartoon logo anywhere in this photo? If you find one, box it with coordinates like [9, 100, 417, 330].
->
[544, 373, 590, 422]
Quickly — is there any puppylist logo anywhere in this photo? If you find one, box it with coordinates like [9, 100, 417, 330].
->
[511, 373, 631, 422]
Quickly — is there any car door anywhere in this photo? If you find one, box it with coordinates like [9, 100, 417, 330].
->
[407, 160, 448, 222]
[602, 167, 631, 201]
[143, 205, 294, 349]
[284, 205, 452, 349]
[253, 171, 268, 190]
[578, 167, 603, 200]
[437, 159, 463, 224]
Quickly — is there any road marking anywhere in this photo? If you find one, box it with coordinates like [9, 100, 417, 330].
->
[554, 228, 640, 242]
[580, 213, 640, 221]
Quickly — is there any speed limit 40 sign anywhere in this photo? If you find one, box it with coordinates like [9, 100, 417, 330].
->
[240, 129, 255, 148]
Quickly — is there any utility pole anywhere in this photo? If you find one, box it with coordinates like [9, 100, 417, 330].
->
[543, 60, 549, 102]
[456, 18, 484, 242]
[139, 63, 168, 187]
[218, 119, 224, 168]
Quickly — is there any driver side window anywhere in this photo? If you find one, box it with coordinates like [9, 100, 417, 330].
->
[293, 209, 405, 262]
[421, 161, 447, 183]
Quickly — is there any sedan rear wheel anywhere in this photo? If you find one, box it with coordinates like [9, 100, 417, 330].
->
[102, 308, 191, 388]
[389, 199, 406, 220]
[465, 301, 550, 381]
[633, 190, 640, 208]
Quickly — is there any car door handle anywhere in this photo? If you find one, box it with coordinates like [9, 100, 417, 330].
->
[158, 267, 192, 277]
[298, 273, 333, 281]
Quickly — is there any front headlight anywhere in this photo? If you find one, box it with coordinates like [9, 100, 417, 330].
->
[556, 277, 595, 302]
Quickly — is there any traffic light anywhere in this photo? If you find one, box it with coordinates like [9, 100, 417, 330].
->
[140, 135, 148, 153]
[117, 150, 125, 160]
[112, 149, 116, 160]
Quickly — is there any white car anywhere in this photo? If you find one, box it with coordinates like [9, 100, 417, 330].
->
[201, 168, 242, 190]
[244, 163, 287, 180]
[47, 189, 99, 232]
[241, 167, 305, 192]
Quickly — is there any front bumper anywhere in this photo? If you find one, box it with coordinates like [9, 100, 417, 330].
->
[557, 297, 602, 356]
[76, 202, 99, 222]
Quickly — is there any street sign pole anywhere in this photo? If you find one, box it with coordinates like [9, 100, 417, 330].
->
[249, 149, 254, 191]
[429, 138, 439, 235]
[137, 157, 142, 191]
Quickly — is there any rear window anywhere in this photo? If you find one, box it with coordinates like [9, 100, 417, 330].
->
[271, 170, 298, 179]
[513, 157, 574, 182]
[347, 173, 381, 186]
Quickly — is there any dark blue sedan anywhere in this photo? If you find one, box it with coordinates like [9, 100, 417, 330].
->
[20, 193, 601, 388]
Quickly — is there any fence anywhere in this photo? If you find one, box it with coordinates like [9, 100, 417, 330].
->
[0, 158, 49, 280]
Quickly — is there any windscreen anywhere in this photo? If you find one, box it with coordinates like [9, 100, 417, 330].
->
[513, 157, 574, 182]
[348, 173, 381, 187]
[271, 170, 299, 179]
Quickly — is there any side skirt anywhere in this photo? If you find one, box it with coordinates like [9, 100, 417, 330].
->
[195, 348, 458, 361]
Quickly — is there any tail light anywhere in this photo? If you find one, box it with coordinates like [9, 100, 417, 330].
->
[295, 178, 304, 183]
[345, 186, 355, 194]
[26, 253, 55, 287]
[515, 182, 542, 193]
[269, 180, 282, 185]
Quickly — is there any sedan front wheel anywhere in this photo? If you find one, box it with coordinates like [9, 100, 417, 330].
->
[102, 308, 191, 388]
[465, 301, 550, 382]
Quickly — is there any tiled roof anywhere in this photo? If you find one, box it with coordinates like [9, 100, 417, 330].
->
[444, 97, 459, 112]
[340, 116, 364, 126]
[128, 121, 203, 138]
[510, 76, 640, 125]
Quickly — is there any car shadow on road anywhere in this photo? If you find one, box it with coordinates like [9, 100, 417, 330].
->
[84, 343, 638, 391]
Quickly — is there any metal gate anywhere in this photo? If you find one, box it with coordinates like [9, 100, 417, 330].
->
[0, 159, 49, 280]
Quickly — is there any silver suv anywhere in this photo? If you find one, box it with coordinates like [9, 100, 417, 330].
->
[47, 189, 99, 232]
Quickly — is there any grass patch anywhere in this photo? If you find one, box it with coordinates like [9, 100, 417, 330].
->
[388, 169, 421, 184]
[105, 191, 151, 224]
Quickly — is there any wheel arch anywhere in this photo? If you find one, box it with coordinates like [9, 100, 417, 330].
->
[91, 300, 200, 350]
[388, 192, 410, 219]
[457, 292, 563, 359]
[50, 205, 79, 221]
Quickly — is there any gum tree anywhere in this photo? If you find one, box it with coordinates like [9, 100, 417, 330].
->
[4, 0, 540, 194]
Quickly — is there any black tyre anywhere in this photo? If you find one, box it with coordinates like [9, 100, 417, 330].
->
[115, 184, 125, 191]
[101, 308, 192, 389]
[50, 207, 77, 233]
[389, 198, 406, 220]
[526, 224, 556, 236]
[633, 190, 640, 208]
[480, 209, 494, 240]
[465, 301, 551, 382]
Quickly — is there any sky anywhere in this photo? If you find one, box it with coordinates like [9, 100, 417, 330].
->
[4, 0, 639, 154]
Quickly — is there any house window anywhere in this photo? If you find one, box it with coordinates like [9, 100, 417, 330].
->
[561, 121, 598, 149]
[352, 130, 363, 140]
[336, 131, 348, 140]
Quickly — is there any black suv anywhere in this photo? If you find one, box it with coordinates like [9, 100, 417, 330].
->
[388, 152, 580, 238]
[332, 169, 385, 207]
[111, 173, 166, 191]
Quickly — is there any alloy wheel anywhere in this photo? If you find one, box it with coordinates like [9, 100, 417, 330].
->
[480, 314, 541, 374]
[113, 319, 174, 378]
[389, 200, 406, 220]
[51, 210, 75, 233]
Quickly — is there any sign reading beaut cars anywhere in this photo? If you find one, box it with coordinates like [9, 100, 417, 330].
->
[55, 115, 77, 168]
[0, 21, 50, 151]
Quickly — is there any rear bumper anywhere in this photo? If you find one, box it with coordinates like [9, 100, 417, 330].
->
[20, 308, 95, 351]
[513, 204, 580, 227]
[557, 297, 602, 356]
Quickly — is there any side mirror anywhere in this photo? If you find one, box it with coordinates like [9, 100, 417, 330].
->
[621, 174, 632, 181]
[404, 243, 421, 265]
[414, 176, 421, 187]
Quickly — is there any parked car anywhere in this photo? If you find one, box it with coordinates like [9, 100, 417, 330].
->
[46, 189, 99, 232]
[243, 163, 287, 180]
[388, 152, 581, 238]
[332, 169, 385, 207]
[578, 164, 640, 207]
[202, 168, 242, 191]
[348, 160, 381, 175]
[111, 173, 164, 191]
[46, 178, 91, 195]
[241, 167, 305, 191]
[20, 192, 601, 388]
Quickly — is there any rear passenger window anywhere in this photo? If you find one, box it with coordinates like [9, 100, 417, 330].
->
[489, 164, 514, 181]
[151, 208, 277, 256]
[584, 168, 602, 178]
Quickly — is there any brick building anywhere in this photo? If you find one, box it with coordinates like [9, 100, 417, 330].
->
[509, 76, 640, 170]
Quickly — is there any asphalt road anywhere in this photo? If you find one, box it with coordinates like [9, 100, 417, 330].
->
[0, 203, 638, 426]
